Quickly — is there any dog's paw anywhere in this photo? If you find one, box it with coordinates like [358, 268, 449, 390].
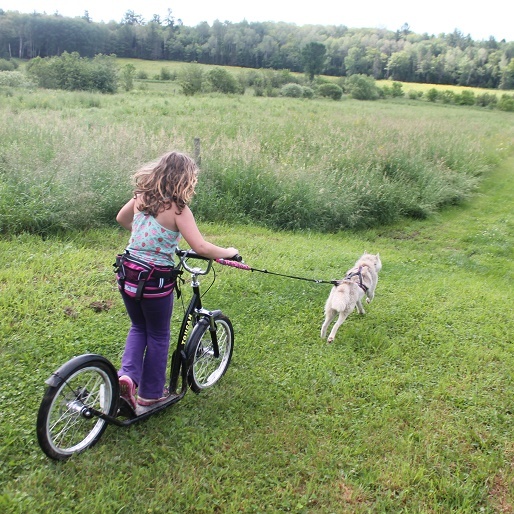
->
[366, 297, 371, 304]
[327, 337, 334, 344]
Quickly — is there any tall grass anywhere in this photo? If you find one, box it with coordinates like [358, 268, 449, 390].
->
[0, 88, 512, 234]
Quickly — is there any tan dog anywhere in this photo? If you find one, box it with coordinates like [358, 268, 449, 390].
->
[321, 253, 382, 343]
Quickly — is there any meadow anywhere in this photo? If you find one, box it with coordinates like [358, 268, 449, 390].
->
[1, 75, 514, 512]
[1, 79, 512, 235]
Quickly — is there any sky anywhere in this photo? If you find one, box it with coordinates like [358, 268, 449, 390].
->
[2, 0, 513, 42]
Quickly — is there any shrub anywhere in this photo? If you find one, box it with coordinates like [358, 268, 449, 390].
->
[0, 58, 17, 71]
[178, 64, 204, 96]
[426, 88, 439, 102]
[0, 71, 35, 88]
[381, 85, 391, 97]
[391, 82, 404, 97]
[26, 52, 118, 93]
[317, 82, 343, 100]
[120, 64, 136, 91]
[475, 93, 498, 108]
[407, 90, 423, 100]
[345, 74, 379, 100]
[280, 83, 303, 98]
[160, 67, 173, 81]
[136, 70, 148, 80]
[302, 86, 314, 98]
[205, 67, 240, 94]
[440, 90, 456, 104]
[498, 94, 514, 112]
[456, 90, 475, 106]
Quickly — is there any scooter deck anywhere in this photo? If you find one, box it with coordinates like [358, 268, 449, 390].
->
[116, 392, 184, 422]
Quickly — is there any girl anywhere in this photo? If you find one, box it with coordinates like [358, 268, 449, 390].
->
[115, 151, 238, 409]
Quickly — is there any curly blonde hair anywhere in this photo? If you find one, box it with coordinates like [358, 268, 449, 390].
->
[133, 151, 198, 216]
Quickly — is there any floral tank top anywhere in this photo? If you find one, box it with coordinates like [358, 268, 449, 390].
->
[126, 212, 181, 267]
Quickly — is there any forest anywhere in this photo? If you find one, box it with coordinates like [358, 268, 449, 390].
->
[1, 8, 514, 89]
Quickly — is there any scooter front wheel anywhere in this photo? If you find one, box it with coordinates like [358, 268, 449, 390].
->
[36, 355, 119, 460]
[186, 314, 234, 393]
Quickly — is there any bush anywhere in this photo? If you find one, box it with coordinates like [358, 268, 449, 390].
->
[440, 90, 456, 104]
[0, 71, 35, 88]
[498, 94, 514, 112]
[280, 83, 303, 98]
[136, 70, 148, 80]
[120, 64, 136, 91]
[391, 82, 404, 97]
[426, 88, 439, 102]
[302, 86, 314, 98]
[345, 75, 379, 100]
[317, 82, 343, 100]
[205, 67, 240, 94]
[26, 52, 118, 93]
[407, 90, 423, 100]
[475, 93, 498, 108]
[0, 59, 17, 71]
[178, 64, 204, 96]
[160, 67, 173, 81]
[456, 90, 475, 106]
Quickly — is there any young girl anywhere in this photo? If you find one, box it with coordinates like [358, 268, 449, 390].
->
[115, 151, 238, 409]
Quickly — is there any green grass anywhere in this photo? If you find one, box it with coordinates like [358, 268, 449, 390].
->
[1, 74, 513, 511]
[1, 86, 512, 233]
[1, 143, 513, 511]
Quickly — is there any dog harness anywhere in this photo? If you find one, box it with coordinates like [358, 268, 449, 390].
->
[341, 266, 368, 293]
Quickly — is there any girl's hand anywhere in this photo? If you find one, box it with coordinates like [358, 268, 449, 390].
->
[225, 248, 239, 259]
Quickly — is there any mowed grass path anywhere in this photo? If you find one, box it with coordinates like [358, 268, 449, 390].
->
[0, 153, 513, 512]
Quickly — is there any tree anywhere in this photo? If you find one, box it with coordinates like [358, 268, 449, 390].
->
[387, 50, 414, 81]
[344, 46, 371, 76]
[500, 59, 514, 89]
[302, 41, 326, 81]
[122, 10, 144, 26]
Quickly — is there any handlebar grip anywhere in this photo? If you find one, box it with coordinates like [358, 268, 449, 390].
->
[229, 254, 243, 262]
[175, 248, 210, 261]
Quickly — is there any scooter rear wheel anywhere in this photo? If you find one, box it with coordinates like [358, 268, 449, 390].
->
[37, 356, 118, 460]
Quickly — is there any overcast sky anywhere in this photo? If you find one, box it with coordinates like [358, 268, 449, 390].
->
[2, 0, 513, 42]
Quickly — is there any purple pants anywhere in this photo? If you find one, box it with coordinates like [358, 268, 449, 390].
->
[118, 290, 174, 399]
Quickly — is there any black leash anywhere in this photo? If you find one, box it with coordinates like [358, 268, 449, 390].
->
[216, 259, 339, 286]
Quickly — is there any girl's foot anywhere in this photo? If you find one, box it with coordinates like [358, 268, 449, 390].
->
[119, 375, 137, 410]
[137, 388, 169, 407]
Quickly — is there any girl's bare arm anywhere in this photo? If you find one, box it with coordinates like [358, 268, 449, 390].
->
[116, 198, 136, 230]
[175, 206, 238, 259]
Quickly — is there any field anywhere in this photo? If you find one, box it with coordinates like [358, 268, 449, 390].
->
[1, 74, 514, 512]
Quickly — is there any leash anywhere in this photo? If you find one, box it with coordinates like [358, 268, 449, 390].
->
[215, 259, 339, 286]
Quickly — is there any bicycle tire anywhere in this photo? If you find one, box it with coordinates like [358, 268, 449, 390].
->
[186, 314, 234, 393]
[36, 356, 119, 460]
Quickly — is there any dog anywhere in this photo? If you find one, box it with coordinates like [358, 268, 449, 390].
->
[321, 253, 382, 343]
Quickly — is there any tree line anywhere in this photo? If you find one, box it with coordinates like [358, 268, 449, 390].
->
[1, 9, 514, 89]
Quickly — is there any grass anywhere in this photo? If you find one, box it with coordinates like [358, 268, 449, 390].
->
[1, 143, 513, 512]
[377, 79, 514, 98]
[1, 85, 513, 233]
[0, 73, 513, 511]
